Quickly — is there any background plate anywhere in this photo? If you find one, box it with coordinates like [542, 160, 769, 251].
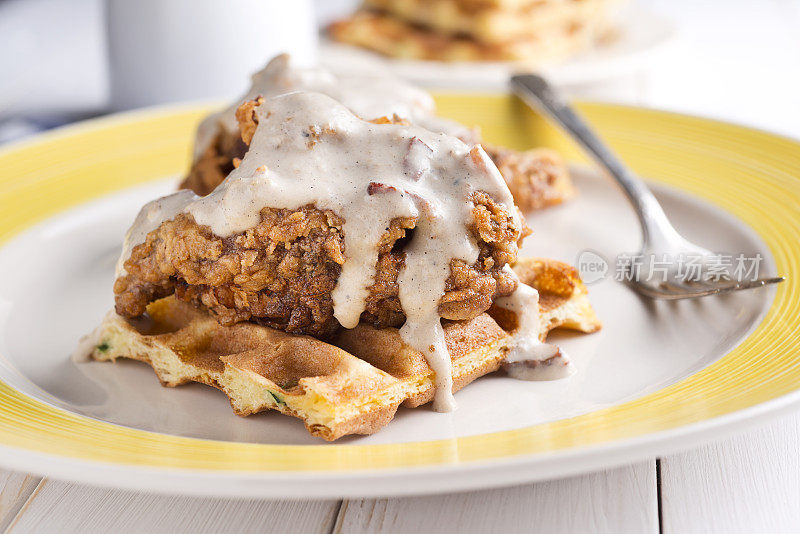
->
[320, 5, 675, 89]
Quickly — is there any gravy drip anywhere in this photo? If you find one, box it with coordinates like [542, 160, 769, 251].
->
[193, 54, 472, 161]
[119, 91, 518, 411]
[495, 268, 575, 380]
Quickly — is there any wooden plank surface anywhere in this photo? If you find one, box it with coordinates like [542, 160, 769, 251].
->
[0, 463, 657, 534]
[4, 479, 340, 534]
[333, 462, 658, 534]
[660, 411, 800, 534]
[0, 470, 41, 532]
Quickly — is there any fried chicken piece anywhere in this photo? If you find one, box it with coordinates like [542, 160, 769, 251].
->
[114, 192, 521, 337]
[118, 97, 526, 338]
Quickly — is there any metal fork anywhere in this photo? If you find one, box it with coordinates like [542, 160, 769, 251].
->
[511, 74, 784, 299]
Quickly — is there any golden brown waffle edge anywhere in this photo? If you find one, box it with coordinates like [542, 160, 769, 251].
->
[91, 258, 600, 441]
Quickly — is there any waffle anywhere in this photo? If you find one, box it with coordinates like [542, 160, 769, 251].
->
[440, 0, 583, 10]
[362, 0, 614, 44]
[498, 256, 602, 335]
[329, 8, 609, 63]
[91, 258, 600, 441]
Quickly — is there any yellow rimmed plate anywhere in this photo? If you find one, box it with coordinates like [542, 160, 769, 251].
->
[0, 95, 797, 498]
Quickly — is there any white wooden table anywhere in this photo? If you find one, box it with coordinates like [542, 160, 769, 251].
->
[2, 1, 800, 532]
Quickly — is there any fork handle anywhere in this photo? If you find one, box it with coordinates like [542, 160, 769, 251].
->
[511, 74, 678, 248]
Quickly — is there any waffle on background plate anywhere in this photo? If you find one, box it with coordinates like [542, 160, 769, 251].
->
[91, 258, 600, 441]
[329, 0, 624, 63]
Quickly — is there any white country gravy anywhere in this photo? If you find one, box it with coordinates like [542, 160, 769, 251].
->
[116, 91, 570, 411]
[193, 54, 472, 162]
[495, 268, 574, 381]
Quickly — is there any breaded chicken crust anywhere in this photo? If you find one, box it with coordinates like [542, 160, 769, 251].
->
[114, 191, 521, 337]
